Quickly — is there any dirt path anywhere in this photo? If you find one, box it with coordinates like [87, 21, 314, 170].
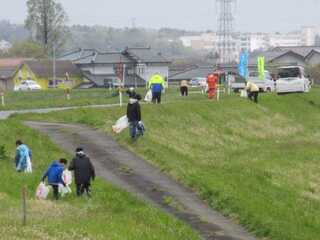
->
[25, 121, 256, 240]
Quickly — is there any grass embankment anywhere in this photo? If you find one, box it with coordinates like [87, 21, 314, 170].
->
[0, 120, 200, 240]
[17, 88, 320, 240]
[0, 87, 202, 110]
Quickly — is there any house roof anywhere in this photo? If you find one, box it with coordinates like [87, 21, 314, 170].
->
[169, 66, 213, 80]
[0, 58, 27, 67]
[272, 46, 320, 58]
[123, 48, 170, 63]
[0, 67, 17, 79]
[62, 47, 170, 65]
[24, 60, 81, 78]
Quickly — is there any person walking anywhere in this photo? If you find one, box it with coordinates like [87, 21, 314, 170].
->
[180, 80, 189, 97]
[69, 148, 95, 197]
[148, 73, 165, 104]
[246, 81, 260, 103]
[41, 158, 68, 200]
[127, 94, 143, 141]
[15, 140, 32, 173]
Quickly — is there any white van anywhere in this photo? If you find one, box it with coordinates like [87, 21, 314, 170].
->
[276, 66, 311, 94]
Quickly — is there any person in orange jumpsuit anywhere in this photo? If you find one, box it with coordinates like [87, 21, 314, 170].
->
[207, 73, 218, 99]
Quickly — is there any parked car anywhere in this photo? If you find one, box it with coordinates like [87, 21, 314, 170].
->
[276, 66, 311, 94]
[14, 80, 42, 91]
[189, 78, 205, 87]
[248, 71, 275, 92]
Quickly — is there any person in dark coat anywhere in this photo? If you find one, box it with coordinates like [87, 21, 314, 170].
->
[127, 93, 142, 141]
[68, 148, 95, 197]
[42, 158, 68, 200]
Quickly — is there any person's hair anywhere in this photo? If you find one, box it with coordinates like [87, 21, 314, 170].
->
[16, 140, 23, 146]
[76, 147, 83, 152]
[59, 158, 68, 165]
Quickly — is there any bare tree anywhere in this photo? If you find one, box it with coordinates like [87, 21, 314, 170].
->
[25, 0, 69, 53]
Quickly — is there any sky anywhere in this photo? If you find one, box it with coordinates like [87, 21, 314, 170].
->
[1, 0, 320, 32]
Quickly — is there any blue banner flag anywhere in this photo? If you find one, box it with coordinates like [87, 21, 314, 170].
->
[238, 52, 249, 79]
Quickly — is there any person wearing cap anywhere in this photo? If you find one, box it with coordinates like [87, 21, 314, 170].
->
[148, 73, 165, 104]
[246, 81, 260, 103]
[68, 148, 95, 197]
[127, 93, 143, 141]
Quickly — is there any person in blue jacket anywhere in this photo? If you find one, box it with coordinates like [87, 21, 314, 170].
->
[42, 159, 68, 200]
[15, 140, 32, 172]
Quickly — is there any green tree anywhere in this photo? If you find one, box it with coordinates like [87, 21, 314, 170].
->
[7, 40, 47, 58]
[25, 0, 69, 53]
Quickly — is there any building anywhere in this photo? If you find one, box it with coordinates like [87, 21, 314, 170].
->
[60, 47, 171, 87]
[249, 46, 320, 68]
[0, 58, 24, 91]
[0, 58, 81, 91]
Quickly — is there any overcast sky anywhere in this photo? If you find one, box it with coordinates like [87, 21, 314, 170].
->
[1, 0, 320, 32]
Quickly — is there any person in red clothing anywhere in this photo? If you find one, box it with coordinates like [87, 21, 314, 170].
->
[207, 73, 218, 99]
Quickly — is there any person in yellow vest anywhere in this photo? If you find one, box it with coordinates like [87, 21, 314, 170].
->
[148, 73, 165, 104]
[246, 81, 259, 103]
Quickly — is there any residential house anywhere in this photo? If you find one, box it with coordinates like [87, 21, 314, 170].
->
[0, 58, 25, 91]
[59, 47, 171, 87]
[16, 60, 82, 89]
[249, 46, 320, 68]
[0, 58, 81, 91]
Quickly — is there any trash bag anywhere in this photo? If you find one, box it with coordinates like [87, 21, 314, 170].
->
[112, 116, 129, 134]
[240, 90, 248, 98]
[36, 182, 50, 200]
[137, 121, 146, 136]
[144, 90, 153, 102]
[25, 156, 32, 173]
[62, 170, 72, 186]
[58, 184, 72, 197]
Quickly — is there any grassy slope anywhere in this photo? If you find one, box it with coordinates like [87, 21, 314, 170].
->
[0, 120, 199, 240]
[0, 87, 200, 110]
[17, 88, 320, 240]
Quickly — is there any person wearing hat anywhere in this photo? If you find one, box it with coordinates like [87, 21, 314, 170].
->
[127, 93, 143, 141]
[68, 148, 95, 197]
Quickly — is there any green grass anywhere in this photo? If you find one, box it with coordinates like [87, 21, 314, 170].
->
[0, 120, 200, 240]
[16, 88, 320, 240]
[0, 87, 204, 110]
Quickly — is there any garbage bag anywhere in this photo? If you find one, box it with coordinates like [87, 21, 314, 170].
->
[62, 170, 72, 186]
[240, 90, 248, 98]
[58, 184, 72, 197]
[144, 90, 153, 102]
[25, 156, 32, 173]
[36, 182, 50, 200]
[112, 116, 129, 134]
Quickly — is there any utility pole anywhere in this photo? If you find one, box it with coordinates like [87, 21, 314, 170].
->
[53, 44, 56, 88]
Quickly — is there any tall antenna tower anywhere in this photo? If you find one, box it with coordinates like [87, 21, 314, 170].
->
[216, 0, 236, 64]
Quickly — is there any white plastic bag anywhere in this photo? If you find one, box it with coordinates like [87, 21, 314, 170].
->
[25, 156, 32, 173]
[62, 170, 72, 186]
[58, 184, 72, 197]
[112, 116, 129, 134]
[144, 90, 153, 102]
[240, 90, 248, 98]
[36, 182, 50, 200]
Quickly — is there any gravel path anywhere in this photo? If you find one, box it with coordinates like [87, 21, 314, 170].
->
[25, 121, 257, 240]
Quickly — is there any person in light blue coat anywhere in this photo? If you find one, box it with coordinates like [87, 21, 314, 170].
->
[15, 140, 32, 172]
